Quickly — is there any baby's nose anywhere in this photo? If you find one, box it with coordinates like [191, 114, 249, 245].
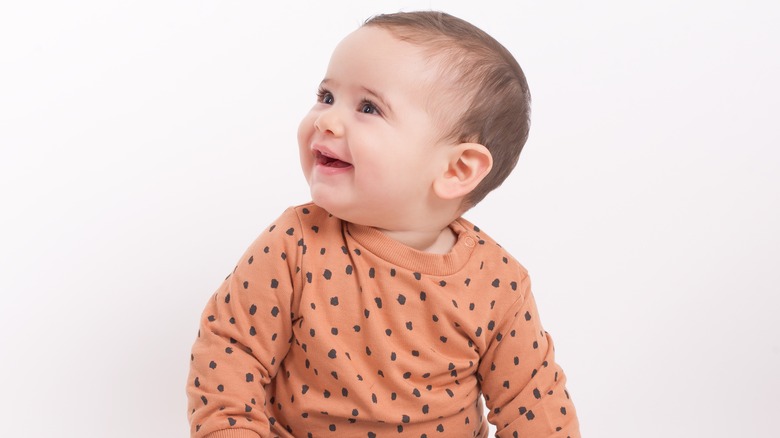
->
[314, 107, 345, 137]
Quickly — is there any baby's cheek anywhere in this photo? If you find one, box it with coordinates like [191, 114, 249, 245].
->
[297, 112, 316, 148]
[297, 123, 315, 179]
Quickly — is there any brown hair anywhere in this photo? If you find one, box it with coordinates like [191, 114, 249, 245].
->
[364, 11, 531, 208]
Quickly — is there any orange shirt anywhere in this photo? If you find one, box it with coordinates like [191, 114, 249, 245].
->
[187, 204, 579, 437]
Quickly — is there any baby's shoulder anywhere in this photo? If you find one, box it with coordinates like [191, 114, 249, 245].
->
[455, 216, 529, 278]
[288, 202, 344, 236]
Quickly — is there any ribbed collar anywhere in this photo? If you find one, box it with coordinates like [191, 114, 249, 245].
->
[345, 219, 477, 276]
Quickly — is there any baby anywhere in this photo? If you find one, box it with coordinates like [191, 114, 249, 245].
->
[187, 11, 580, 438]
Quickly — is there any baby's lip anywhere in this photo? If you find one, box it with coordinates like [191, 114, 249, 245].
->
[313, 144, 352, 165]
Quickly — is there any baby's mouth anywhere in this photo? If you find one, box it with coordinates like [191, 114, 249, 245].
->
[315, 150, 352, 168]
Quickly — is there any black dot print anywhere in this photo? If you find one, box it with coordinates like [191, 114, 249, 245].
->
[187, 205, 577, 437]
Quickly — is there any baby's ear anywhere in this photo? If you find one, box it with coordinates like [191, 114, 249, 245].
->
[433, 143, 493, 201]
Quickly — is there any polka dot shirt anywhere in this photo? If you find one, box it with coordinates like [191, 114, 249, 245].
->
[187, 204, 579, 437]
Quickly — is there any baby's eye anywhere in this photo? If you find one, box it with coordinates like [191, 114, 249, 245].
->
[359, 100, 380, 115]
[317, 89, 334, 105]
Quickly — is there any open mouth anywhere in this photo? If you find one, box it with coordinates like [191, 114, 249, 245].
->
[315, 150, 352, 168]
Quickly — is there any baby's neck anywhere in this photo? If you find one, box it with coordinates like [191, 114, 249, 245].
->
[380, 225, 458, 254]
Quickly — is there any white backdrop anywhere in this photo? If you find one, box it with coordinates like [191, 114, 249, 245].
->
[1, 1, 778, 437]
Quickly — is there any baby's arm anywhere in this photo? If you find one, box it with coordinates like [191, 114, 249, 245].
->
[186, 208, 304, 438]
[479, 273, 580, 437]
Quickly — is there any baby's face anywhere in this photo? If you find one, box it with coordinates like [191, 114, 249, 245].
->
[298, 26, 454, 229]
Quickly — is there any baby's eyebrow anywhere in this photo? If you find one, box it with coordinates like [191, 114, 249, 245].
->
[320, 78, 393, 116]
[360, 86, 393, 115]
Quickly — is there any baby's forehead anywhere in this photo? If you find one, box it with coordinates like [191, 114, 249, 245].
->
[339, 29, 466, 100]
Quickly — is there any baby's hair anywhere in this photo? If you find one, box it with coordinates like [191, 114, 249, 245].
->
[364, 11, 531, 208]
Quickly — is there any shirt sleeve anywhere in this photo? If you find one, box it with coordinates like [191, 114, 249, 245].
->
[478, 273, 580, 437]
[186, 208, 304, 438]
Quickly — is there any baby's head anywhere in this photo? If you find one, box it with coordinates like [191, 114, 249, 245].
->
[298, 11, 530, 229]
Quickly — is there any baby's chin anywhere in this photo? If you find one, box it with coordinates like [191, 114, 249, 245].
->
[308, 191, 378, 227]
[308, 190, 351, 222]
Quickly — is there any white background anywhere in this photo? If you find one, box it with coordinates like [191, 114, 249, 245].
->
[1, 1, 778, 437]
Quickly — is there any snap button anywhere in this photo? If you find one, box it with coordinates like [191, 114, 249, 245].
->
[464, 236, 476, 247]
